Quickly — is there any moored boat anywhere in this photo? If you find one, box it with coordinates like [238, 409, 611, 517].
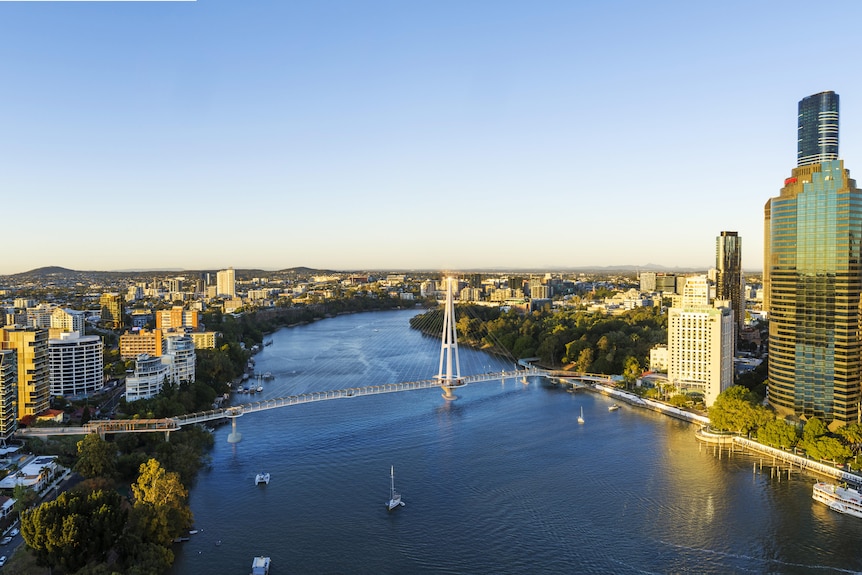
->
[813, 481, 862, 518]
[387, 465, 405, 511]
[608, 404, 620, 412]
[255, 472, 270, 485]
[577, 406, 585, 424]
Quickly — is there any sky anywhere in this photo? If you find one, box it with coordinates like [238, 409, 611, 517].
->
[1, 0, 861, 275]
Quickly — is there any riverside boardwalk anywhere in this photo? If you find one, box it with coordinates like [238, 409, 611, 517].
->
[591, 382, 862, 487]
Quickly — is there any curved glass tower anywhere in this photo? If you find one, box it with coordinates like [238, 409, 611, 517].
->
[798, 91, 839, 167]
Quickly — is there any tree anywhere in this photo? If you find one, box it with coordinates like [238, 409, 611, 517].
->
[12, 483, 37, 516]
[756, 419, 800, 449]
[131, 458, 193, 546]
[76, 433, 117, 479]
[21, 488, 126, 573]
[708, 385, 772, 435]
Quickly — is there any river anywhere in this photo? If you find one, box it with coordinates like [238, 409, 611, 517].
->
[169, 309, 862, 575]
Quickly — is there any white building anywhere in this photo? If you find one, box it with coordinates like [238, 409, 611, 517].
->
[667, 275, 734, 407]
[125, 354, 170, 402]
[164, 335, 195, 384]
[48, 332, 104, 398]
[217, 267, 236, 298]
[50, 308, 86, 336]
[649, 344, 668, 372]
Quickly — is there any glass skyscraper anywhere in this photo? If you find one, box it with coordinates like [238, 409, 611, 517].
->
[715, 231, 743, 335]
[765, 91, 862, 426]
[798, 91, 839, 167]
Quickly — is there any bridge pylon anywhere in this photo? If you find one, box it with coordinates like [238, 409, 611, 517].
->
[226, 408, 243, 443]
[437, 276, 464, 400]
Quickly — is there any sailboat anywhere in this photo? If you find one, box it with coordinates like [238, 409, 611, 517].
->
[387, 465, 405, 511]
[577, 406, 585, 424]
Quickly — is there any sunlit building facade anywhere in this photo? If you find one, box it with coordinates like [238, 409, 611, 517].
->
[0, 326, 49, 418]
[764, 91, 862, 426]
[0, 350, 17, 443]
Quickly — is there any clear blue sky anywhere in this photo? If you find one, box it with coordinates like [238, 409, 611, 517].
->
[1, 0, 861, 275]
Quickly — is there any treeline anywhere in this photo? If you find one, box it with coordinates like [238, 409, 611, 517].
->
[22, 435, 196, 575]
[708, 386, 862, 470]
[411, 304, 668, 375]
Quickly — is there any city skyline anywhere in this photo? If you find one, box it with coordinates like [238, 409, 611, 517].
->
[2, 1, 862, 274]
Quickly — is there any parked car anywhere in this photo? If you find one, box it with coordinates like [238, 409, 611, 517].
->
[0, 537, 10, 545]
[0, 555, 7, 565]
[8, 528, 17, 537]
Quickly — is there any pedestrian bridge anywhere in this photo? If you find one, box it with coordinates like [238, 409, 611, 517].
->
[16, 368, 547, 440]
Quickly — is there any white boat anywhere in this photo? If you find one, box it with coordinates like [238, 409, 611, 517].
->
[813, 481, 862, 518]
[577, 406, 585, 424]
[608, 404, 620, 412]
[386, 465, 405, 511]
[251, 555, 271, 575]
[255, 472, 270, 485]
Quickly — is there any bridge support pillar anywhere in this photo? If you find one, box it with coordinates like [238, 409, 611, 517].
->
[227, 417, 242, 443]
[441, 385, 458, 401]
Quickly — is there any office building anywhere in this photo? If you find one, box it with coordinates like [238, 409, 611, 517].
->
[716, 231, 744, 335]
[667, 276, 734, 407]
[217, 267, 236, 298]
[0, 326, 50, 418]
[99, 293, 124, 329]
[764, 90, 862, 425]
[48, 333, 104, 398]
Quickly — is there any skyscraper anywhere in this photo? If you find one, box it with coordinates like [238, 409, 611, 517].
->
[764, 91, 862, 426]
[798, 91, 839, 167]
[716, 231, 744, 335]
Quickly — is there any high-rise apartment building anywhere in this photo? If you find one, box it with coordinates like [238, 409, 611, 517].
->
[716, 231, 744, 335]
[48, 333, 104, 398]
[0, 350, 17, 443]
[764, 91, 862, 426]
[155, 306, 200, 331]
[119, 329, 164, 360]
[667, 276, 734, 407]
[0, 326, 50, 418]
[217, 267, 236, 298]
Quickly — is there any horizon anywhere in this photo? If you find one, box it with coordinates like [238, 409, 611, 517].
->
[2, 2, 861, 274]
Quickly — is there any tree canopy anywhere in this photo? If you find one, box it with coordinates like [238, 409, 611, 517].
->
[21, 488, 127, 573]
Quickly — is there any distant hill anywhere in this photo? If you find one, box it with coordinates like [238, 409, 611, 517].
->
[15, 266, 76, 277]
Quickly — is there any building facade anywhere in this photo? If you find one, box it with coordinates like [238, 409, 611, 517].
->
[48, 333, 104, 398]
[50, 308, 86, 337]
[99, 293, 124, 329]
[716, 231, 744, 334]
[0, 326, 50, 418]
[164, 335, 195, 384]
[764, 91, 862, 426]
[119, 329, 164, 360]
[0, 350, 17, 443]
[125, 354, 170, 402]
[155, 306, 200, 331]
[667, 276, 734, 407]
[797, 91, 839, 167]
[217, 267, 236, 298]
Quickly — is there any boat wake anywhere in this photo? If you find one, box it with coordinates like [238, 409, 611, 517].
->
[658, 540, 862, 574]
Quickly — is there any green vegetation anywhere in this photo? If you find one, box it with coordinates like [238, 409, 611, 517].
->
[410, 304, 668, 372]
[709, 385, 862, 470]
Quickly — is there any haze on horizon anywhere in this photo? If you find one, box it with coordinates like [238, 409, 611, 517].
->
[1, 1, 861, 276]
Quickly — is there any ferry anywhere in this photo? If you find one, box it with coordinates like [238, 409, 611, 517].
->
[812, 481, 862, 518]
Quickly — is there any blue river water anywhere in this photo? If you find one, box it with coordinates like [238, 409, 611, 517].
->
[169, 309, 862, 575]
